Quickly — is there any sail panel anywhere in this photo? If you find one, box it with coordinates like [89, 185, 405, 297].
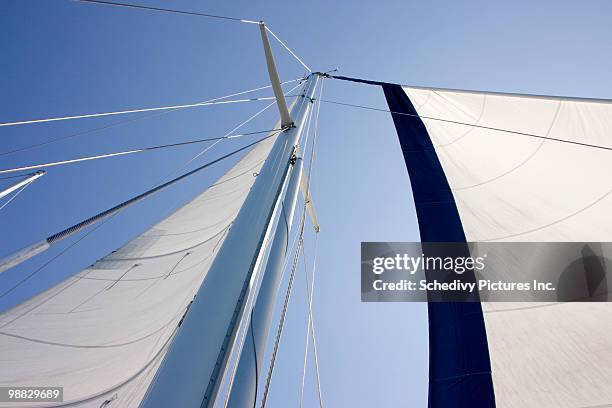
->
[403, 86, 612, 242]
[0, 133, 279, 407]
[397, 85, 612, 407]
[382, 84, 495, 408]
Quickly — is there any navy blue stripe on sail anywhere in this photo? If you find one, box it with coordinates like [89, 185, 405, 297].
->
[381, 83, 495, 408]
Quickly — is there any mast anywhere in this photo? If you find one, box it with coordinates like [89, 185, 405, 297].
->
[226, 150, 304, 408]
[140, 69, 318, 408]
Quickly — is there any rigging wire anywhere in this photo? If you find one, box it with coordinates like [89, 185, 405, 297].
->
[260, 234, 304, 408]
[298, 79, 316, 154]
[75, 0, 259, 24]
[299, 301, 310, 408]
[221, 80, 312, 407]
[220, 172, 301, 408]
[169, 81, 305, 180]
[0, 182, 32, 212]
[0, 97, 281, 128]
[259, 103, 316, 408]
[319, 98, 612, 153]
[43, 132, 282, 245]
[0, 131, 282, 298]
[299, 236, 322, 408]
[298, 175, 313, 406]
[0, 82, 303, 299]
[171, 104, 274, 183]
[0, 78, 304, 157]
[264, 27, 311, 72]
[260, 77, 324, 408]
[0, 172, 38, 181]
[0, 129, 281, 175]
[299, 79, 324, 408]
[75, 1, 310, 72]
[219, 81, 309, 408]
[296, 99, 317, 407]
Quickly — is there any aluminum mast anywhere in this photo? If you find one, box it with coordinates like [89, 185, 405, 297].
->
[226, 151, 304, 408]
[139, 26, 318, 408]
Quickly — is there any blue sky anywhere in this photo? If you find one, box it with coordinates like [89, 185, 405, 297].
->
[1, 0, 612, 406]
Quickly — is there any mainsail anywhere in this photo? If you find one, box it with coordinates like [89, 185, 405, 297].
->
[379, 82, 612, 407]
[0, 130, 280, 407]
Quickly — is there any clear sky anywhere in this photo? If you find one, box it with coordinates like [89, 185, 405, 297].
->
[1, 0, 612, 406]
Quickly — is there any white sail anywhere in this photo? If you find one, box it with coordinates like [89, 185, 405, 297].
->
[0, 132, 280, 407]
[403, 86, 612, 407]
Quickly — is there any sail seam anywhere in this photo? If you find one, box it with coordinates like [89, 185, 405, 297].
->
[99, 224, 231, 261]
[451, 99, 562, 191]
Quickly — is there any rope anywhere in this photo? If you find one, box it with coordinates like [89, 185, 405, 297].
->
[306, 79, 324, 199]
[299, 236, 322, 408]
[0, 129, 280, 175]
[220, 201, 305, 408]
[75, 0, 317, 68]
[260, 234, 304, 408]
[298, 89, 316, 166]
[0, 181, 32, 212]
[45, 132, 281, 244]
[220, 82, 311, 408]
[261, 78, 324, 408]
[299, 303, 310, 408]
[0, 97, 281, 128]
[295, 104, 318, 407]
[259, 84, 317, 407]
[169, 81, 305, 179]
[0, 78, 303, 157]
[1, 81, 302, 177]
[320, 99, 612, 153]
[299, 79, 324, 408]
[75, 0, 258, 24]
[265, 27, 311, 72]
